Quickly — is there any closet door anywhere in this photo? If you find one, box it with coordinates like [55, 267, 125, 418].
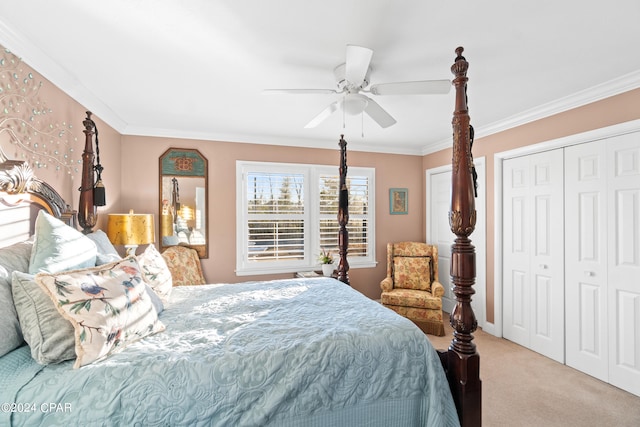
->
[565, 141, 608, 381]
[503, 155, 532, 347]
[427, 159, 486, 325]
[503, 149, 564, 363]
[607, 133, 640, 396]
[429, 169, 456, 313]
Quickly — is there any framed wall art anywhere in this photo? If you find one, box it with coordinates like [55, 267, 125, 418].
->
[389, 188, 408, 215]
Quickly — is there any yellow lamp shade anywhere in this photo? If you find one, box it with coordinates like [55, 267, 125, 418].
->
[179, 205, 193, 221]
[107, 212, 155, 247]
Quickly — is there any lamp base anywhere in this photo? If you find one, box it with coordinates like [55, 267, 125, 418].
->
[124, 245, 139, 257]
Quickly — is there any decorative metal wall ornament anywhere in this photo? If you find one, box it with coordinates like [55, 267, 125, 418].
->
[0, 47, 81, 176]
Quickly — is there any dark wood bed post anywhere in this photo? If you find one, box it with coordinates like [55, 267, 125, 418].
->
[78, 111, 97, 233]
[438, 47, 482, 426]
[337, 134, 350, 285]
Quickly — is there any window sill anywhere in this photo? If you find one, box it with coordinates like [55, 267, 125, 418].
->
[236, 261, 377, 277]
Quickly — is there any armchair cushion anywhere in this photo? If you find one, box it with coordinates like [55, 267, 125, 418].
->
[380, 288, 441, 310]
[392, 256, 431, 291]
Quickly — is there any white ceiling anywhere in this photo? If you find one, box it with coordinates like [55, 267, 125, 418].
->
[1, 0, 639, 155]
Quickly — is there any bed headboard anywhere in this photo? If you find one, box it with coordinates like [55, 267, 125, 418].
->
[0, 150, 75, 247]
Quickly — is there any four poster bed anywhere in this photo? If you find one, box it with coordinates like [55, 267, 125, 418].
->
[0, 48, 480, 426]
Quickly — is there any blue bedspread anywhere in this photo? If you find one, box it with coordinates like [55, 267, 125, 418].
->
[1, 278, 459, 426]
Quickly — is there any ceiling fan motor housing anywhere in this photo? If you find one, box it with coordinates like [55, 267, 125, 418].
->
[334, 63, 371, 92]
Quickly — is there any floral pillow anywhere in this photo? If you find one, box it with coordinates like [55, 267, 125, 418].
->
[136, 244, 172, 303]
[35, 257, 165, 368]
[393, 256, 431, 291]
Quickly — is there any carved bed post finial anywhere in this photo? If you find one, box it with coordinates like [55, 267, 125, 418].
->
[446, 46, 481, 426]
[78, 111, 97, 233]
[337, 134, 350, 285]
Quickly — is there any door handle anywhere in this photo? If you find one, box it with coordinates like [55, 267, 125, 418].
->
[539, 264, 548, 269]
[584, 271, 595, 277]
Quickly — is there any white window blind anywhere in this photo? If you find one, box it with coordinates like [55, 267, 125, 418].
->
[246, 171, 305, 262]
[237, 161, 375, 275]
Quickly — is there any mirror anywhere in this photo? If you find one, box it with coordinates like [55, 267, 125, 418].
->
[159, 148, 208, 258]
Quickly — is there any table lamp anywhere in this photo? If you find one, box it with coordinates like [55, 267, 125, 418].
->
[107, 210, 155, 256]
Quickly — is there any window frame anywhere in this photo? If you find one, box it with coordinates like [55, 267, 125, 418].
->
[236, 160, 376, 276]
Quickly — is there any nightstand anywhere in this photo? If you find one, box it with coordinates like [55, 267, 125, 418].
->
[295, 271, 321, 278]
[295, 271, 337, 279]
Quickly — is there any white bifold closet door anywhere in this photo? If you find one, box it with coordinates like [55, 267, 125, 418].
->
[565, 140, 608, 381]
[502, 149, 565, 363]
[607, 133, 640, 396]
[566, 133, 640, 396]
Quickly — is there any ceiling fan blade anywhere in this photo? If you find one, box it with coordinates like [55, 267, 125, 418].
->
[345, 45, 373, 87]
[369, 79, 451, 95]
[263, 88, 338, 95]
[364, 98, 396, 128]
[304, 100, 340, 128]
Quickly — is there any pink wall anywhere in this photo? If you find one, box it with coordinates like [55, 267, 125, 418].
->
[6, 44, 640, 307]
[423, 88, 640, 323]
[121, 136, 425, 299]
[0, 46, 426, 300]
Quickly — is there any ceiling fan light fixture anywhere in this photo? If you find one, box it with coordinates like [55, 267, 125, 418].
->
[343, 93, 369, 115]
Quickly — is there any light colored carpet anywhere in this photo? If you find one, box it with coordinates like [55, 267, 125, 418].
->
[427, 321, 640, 427]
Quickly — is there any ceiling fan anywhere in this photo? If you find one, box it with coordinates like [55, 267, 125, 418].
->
[264, 45, 451, 129]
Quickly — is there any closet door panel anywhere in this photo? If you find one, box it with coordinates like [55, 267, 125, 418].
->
[529, 150, 564, 363]
[503, 149, 564, 363]
[429, 169, 456, 312]
[503, 156, 531, 346]
[607, 133, 640, 396]
[565, 141, 608, 381]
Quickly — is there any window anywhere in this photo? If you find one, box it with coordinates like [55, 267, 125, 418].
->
[236, 161, 375, 275]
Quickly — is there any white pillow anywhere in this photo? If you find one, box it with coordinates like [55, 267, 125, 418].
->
[35, 257, 165, 368]
[29, 211, 97, 274]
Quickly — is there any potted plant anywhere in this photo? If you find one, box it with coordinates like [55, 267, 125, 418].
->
[318, 249, 335, 277]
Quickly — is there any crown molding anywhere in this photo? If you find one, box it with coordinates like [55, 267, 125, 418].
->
[3, 17, 638, 158]
[423, 69, 640, 156]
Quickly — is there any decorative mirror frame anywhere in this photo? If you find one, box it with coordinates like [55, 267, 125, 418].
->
[159, 148, 209, 258]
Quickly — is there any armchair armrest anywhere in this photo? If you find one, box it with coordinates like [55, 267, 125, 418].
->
[431, 280, 445, 298]
[380, 276, 393, 292]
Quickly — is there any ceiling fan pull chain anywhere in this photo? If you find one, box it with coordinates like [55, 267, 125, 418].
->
[342, 105, 346, 128]
[361, 112, 365, 137]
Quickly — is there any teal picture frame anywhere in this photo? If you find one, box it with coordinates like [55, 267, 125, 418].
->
[389, 188, 408, 214]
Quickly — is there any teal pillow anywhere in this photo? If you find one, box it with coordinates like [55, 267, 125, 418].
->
[11, 271, 76, 364]
[0, 239, 33, 357]
[29, 211, 97, 274]
[86, 230, 121, 258]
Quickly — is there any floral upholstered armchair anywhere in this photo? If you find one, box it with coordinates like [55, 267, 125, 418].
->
[380, 242, 445, 336]
[161, 245, 206, 287]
